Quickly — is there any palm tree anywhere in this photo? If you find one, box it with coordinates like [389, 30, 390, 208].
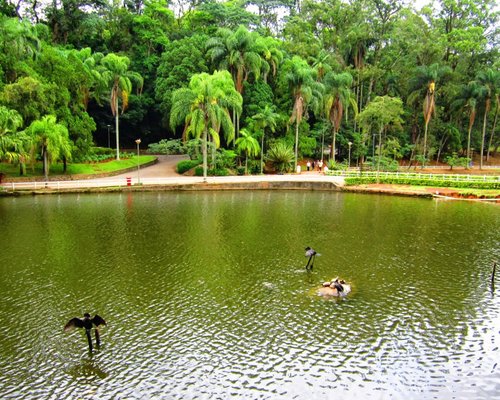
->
[310, 50, 332, 81]
[27, 115, 72, 181]
[451, 81, 481, 164]
[0, 105, 25, 164]
[286, 56, 321, 171]
[99, 54, 143, 160]
[475, 69, 500, 169]
[251, 105, 279, 174]
[67, 47, 102, 110]
[323, 71, 357, 162]
[206, 26, 264, 138]
[255, 36, 283, 84]
[236, 129, 260, 175]
[170, 70, 242, 182]
[408, 63, 451, 165]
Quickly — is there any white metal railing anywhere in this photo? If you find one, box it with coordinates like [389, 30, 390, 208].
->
[326, 170, 500, 182]
[1, 177, 201, 192]
[0, 174, 347, 192]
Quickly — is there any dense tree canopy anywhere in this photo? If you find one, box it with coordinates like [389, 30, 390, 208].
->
[0, 0, 498, 172]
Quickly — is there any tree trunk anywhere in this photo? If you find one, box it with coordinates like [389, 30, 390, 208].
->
[436, 135, 447, 163]
[115, 108, 120, 161]
[211, 137, 216, 169]
[331, 127, 337, 162]
[486, 103, 498, 161]
[260, 130, 264, 174]
[294, 122, 299, 171]
[202, 128, 208, 182]
[423, 120, 429, 167]
[376, 127, 382, 183]
[466, 124, 472, 169]
[43, 146, 48, 181]
[480, 107, 488, 170]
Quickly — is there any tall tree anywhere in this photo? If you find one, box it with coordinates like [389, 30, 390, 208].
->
[170, 70, 242, 181]
[206, 26, 264, 137]
[408, 63, 451, 165]
[251, 105, 279, 174]
[357, 95, 404, 180]
[451, 81, 481, 163]
[0, 16, 40, 83]
[235, 128, 260, 174]
[99, 53, 143, 160]
[475, 68, 499, 169]
[285, 56, 321, 170]
[323, 71, 357, 162]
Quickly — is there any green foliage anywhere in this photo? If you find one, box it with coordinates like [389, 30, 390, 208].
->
[193, 165, 229, 176]
[327, 160, 348, 171]
[365, 156, 400, 172]
[177, 159, 202, 174]
[266, 141, 294, 173]
[214, 149, 237, 169]
[72, 147, 133, 163]
[147, 139, 185, 155]
[1, 0, 498, 170]
[345, 176, 500, 190]
[170, 70, 242, 180]
[444, 153, 470, 169]
[155, 34, 209, 125]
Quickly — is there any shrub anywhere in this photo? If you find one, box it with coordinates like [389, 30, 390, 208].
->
[445, 153, 470, 169]
[72, 149, 133, 163]
[177, 159, 201, 174]
[147, 139, 185, 155]
[208, 168, 229, 176]
[327, 160, 348, 171]
[185, 139, 203, 160]
[266, 142, 294, 173]
[366, 156, 399, 171]
[215, 149, 237, 169]
[344, 176, 500, 189]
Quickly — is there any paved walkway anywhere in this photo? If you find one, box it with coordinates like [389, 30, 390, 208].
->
[1, 155, 346, 191]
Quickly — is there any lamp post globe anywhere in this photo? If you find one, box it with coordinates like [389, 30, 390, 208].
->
[348, 141, 353, 168]
[135, 139, 141, 184]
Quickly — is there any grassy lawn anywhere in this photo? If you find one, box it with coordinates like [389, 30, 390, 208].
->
[0, 155, 156, 179]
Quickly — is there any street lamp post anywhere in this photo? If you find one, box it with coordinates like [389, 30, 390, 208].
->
[348, 141, 352, 168]
[135, 139, 141, 185]
[107, 125, 111, 148]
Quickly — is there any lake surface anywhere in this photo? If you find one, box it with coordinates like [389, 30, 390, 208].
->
[0, 191, 499, 399]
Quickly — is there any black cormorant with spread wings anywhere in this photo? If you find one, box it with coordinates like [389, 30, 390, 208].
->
[64, 313, 107, 352]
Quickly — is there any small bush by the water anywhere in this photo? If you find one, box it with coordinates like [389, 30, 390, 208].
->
[194, 166, 229, 176]
[177, 159, 201, 174]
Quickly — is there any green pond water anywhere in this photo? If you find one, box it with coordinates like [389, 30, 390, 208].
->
[0, 191, 499, 399]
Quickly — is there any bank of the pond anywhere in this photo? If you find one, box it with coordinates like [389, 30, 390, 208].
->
[1, 154, 499, 201]
[0, 179, 434, 199]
